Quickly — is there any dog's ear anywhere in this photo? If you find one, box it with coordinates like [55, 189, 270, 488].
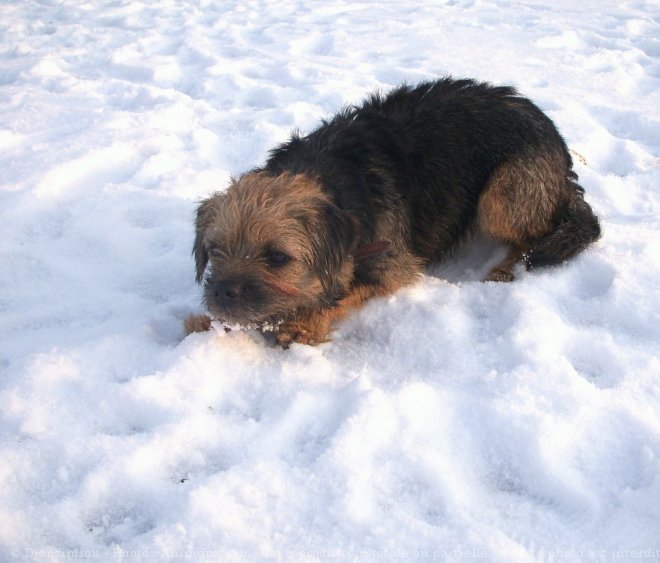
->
[310, 202, 358, 301]
[192, 196, 218, 283]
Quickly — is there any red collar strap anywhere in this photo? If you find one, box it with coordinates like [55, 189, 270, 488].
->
[353, 240, 392, 261]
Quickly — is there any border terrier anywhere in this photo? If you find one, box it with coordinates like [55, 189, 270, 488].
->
[185, 77, 601, 346]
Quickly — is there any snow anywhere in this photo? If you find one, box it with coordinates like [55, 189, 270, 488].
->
[1, 0, 659, 561]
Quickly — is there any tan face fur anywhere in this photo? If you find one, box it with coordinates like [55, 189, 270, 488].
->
[193, 172, 357, 325]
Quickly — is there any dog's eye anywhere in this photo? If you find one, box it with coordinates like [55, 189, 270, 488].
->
[268, 251, 290, 267]
[207, 247, 223, 258]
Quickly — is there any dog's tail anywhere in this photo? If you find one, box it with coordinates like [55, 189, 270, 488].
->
[524, 177, 601, 269]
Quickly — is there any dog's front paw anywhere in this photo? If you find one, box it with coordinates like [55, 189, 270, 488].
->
[184, 314, 212, 335]
[275, 322, 326, 348]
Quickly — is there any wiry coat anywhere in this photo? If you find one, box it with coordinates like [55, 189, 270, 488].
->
[190, 77, 601, 345]
[264, 78, 599, 281]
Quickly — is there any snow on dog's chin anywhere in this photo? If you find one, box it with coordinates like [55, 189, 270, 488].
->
[205, 299, 286, 332]
[211, 318, 285, 333]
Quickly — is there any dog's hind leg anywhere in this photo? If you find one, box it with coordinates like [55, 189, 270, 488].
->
[484, 244, 527, 282]
[477, 150, 600, 281]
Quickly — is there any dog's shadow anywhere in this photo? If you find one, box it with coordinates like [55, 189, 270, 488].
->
[427, 236, 510, 283]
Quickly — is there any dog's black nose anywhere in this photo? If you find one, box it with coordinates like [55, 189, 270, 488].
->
[215, 280, 242, 302]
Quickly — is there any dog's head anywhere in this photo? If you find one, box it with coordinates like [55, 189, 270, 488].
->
[193, 172, 358, 325]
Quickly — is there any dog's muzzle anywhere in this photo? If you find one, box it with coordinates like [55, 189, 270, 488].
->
[214, 279, 243, 308]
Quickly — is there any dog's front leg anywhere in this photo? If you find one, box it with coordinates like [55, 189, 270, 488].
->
[275, 283, 391, 348]
[275, 314, 333, 348]
[184, 313, 212, 335]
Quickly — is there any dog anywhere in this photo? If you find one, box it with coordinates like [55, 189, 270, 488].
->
[185, 77, 601, 346]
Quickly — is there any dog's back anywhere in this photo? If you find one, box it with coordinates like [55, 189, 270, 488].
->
[265, 77, 600, 274]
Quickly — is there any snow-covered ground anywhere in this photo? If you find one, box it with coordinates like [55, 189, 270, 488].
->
[1, 0, 659, 561]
